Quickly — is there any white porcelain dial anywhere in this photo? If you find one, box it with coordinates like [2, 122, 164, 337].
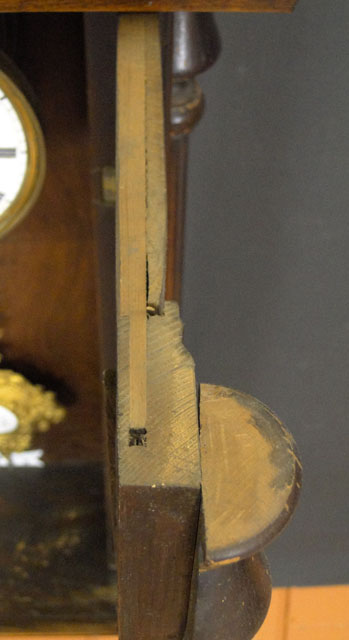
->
[0, 405, 18, 435]
[0, 69, 45, 237]
[0, 87, 28, 216]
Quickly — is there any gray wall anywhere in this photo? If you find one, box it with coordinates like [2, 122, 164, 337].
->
[182, 1, 349, 586]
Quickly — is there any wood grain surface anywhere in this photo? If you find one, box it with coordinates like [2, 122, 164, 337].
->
[199, 384, 302, 566]
[0, 465, 116, 633]
[115, 15, 200, 640]
[144, 17, 167, 313]
[116, 15, 147, 432]
[0, 1, 298, 13]
[0, 14, 102, 462]
[115, 304, 201, 640]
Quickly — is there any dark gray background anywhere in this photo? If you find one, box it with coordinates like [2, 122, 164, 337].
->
[182, 1, 349, 586]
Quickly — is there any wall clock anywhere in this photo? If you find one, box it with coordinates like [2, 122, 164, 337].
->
[0, 6, 302, 638]
[0, 62, 46, 238]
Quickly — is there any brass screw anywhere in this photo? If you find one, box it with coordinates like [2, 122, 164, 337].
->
[146, 304, 157, 316]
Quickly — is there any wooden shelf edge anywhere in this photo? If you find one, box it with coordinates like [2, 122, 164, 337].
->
[0, 1, 298, 15]
[0, 636, 117, 639]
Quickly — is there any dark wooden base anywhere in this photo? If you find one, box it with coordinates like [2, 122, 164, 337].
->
[0, 464, 117, 634]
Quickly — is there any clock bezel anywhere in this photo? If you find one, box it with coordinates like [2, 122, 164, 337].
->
[0, 69, 46, 238]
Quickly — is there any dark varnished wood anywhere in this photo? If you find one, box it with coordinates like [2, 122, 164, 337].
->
[0, 464, 117, 633]
[84, 13, 118, 372]
[0, 1, 298, 13]
[84, 12, 119, 571]
[166, 135, 188, 302]
[188, 554, 271, 640]
[0, 14, 102, 462]
[166, 13, 220, 302]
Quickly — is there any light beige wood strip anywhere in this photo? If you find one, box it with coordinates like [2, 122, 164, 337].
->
[145, 16, 168, 312]
[116, 15, 147, 430]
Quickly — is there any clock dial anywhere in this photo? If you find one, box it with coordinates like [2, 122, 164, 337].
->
[0, 88, 28, 216]
[0, 405, 18, 435]
[0, 69, 45, 238]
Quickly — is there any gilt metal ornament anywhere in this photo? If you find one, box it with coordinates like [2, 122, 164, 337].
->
[0, 369, 65, 463]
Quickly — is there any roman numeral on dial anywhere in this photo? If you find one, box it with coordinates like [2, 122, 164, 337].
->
[0, 148, 16, 158]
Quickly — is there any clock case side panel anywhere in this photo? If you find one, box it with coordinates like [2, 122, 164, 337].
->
[0, 13, 103, 463]
[0, 13, 116, 634]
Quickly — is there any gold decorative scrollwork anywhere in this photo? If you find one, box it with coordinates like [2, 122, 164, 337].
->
[0, 369, 65, 457]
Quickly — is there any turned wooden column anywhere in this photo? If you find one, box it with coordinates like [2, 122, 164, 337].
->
[166, 12, 220, 302]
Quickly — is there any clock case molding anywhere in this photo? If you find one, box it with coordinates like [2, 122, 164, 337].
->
[1, 1, 298, 13]
[0, 13, 113, 632]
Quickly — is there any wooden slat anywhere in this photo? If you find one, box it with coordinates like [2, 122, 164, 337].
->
[0, 1, 299, 14]
[145, 17, 167, 312]
[115, 15, 201, 640]
[116, 14, 147, 432]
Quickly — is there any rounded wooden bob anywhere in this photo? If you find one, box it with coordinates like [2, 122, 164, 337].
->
[199, 383, 302, 565]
